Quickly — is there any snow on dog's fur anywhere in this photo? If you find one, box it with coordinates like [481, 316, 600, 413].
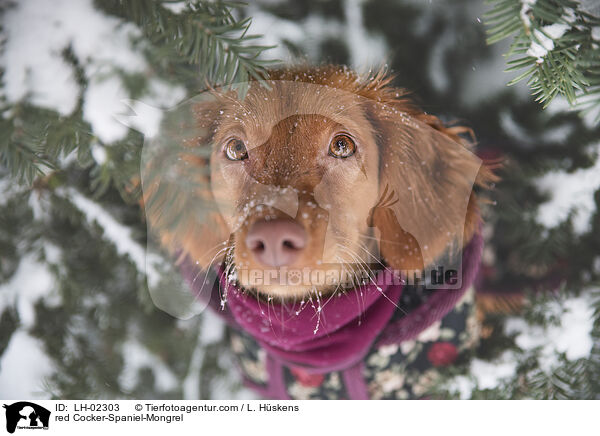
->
[143, 66, 495, 300]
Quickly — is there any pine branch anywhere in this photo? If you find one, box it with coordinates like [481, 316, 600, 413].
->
[0, 0, 277, 188]
[95, 0, 277, 91]
[0, 103, 93, 185]
[485, 0, 600, 121]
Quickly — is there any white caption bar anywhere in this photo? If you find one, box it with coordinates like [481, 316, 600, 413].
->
[0, 400, 595, 436]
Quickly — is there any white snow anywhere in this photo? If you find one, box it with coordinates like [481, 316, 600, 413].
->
[245, 7, 307, 62]
[0, 255, 56, 329]
[91, 143, 107, 165]
[543, 22, 570, 39]
[116, 100, 165, 139]
[545, 95, 599, 130]
[526, 15, 572, 63]
[119, 338, 178, 392]
[246, 0, 386, 71]
[499, 110, 532, 144]
[429, 29, 454, 93]
[536, 144, 600, 234]
[63, 188, 163, 287]
[0, 205, 61, 400]
[0, 330, 55, 399]
[539, 123, 574, 143]
[1, 0, 144, 118]
[343, 0, 387, 71]
[182, 329, 205, 400]
[449, 375, 475, 400]
[505, 294, 595, 371]
[447, 291, 596, 398]
[182, 311, 257, 400]
[200, 309, 225, 344]
[88, 75, 187, 142]
[1, 0, 79, 115]
[162, 1, 188, 14]
[520, 0, 537, 29]
[470, 352, 519, 389]
[0, 178, 16, 208]
[562, 7, 577, 24]
[209, 350, 259, 400]
[446, 351, 518, 399]
[572, 92, 600, 128]
[116, 79, 187, 139]
[594, 257, 600, 274]
[1, 0, 185, 144]
[527, 29, 555, 62]
[84, 75, 133, 143]
[499, 109, 575, 145]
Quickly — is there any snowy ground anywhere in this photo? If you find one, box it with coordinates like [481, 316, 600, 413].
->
[446, 293, 596, 398]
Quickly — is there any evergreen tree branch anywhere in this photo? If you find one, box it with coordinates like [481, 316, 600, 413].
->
[0, 0, 277, 188]
[485, 0, 600, 120]
[95, 0, 277, 91]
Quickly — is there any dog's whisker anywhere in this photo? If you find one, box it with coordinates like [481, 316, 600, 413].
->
[317, 253, 351, 311]
[189, 241, 229, 284]
[220, 241, 237, 308]
[306, 286, 323, 334]
[189, 243, 231, 309]
[342, 244, 407, 314]
[320, 265, 346, 309]
[332, 249, 366, 324]
[337, 245, 372, 315]
[336, 244, 406, 315]
[336, 244, 376, 284]
[336, 235, 390, 272]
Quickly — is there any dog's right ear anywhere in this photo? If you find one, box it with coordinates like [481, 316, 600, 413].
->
[366, 95, 487, 273]
[141, 94, 230, 271]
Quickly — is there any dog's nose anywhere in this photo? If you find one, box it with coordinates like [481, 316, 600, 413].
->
[245, 218, 307, 267]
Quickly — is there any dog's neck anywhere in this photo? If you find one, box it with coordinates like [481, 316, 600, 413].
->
[218, 264, 404, 372]
[178, 229, 484, 374]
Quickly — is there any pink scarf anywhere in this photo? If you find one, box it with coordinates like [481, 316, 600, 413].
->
[180, 231, 483, 397]
[221, 271, 403, 372]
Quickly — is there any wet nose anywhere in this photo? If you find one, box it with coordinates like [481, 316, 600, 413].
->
[245, 218, 307, 267]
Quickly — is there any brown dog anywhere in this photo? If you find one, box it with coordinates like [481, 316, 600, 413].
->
[140, 65, 497, 399]
[143, 65, 494, 301]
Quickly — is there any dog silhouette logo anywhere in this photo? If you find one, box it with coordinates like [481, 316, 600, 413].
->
[3, 402, 50, 433]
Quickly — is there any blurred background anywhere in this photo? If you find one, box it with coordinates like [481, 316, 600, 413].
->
[0, 0, 599, 399]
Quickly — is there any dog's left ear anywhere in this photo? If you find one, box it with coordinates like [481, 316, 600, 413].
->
[366, 97, 493, 272]
[141, 93, 231, 269]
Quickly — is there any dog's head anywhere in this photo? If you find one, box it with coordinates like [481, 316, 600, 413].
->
[143, 66, 493, 300]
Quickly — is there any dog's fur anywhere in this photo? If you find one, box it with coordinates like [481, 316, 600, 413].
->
[145, 66, 495, 300]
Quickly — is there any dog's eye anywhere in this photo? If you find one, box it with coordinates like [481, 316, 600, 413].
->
[224, 138, 248, 161]
[329, 134, 356, 158]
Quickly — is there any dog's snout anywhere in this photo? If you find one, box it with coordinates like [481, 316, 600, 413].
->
[245, 219, 307, 267]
